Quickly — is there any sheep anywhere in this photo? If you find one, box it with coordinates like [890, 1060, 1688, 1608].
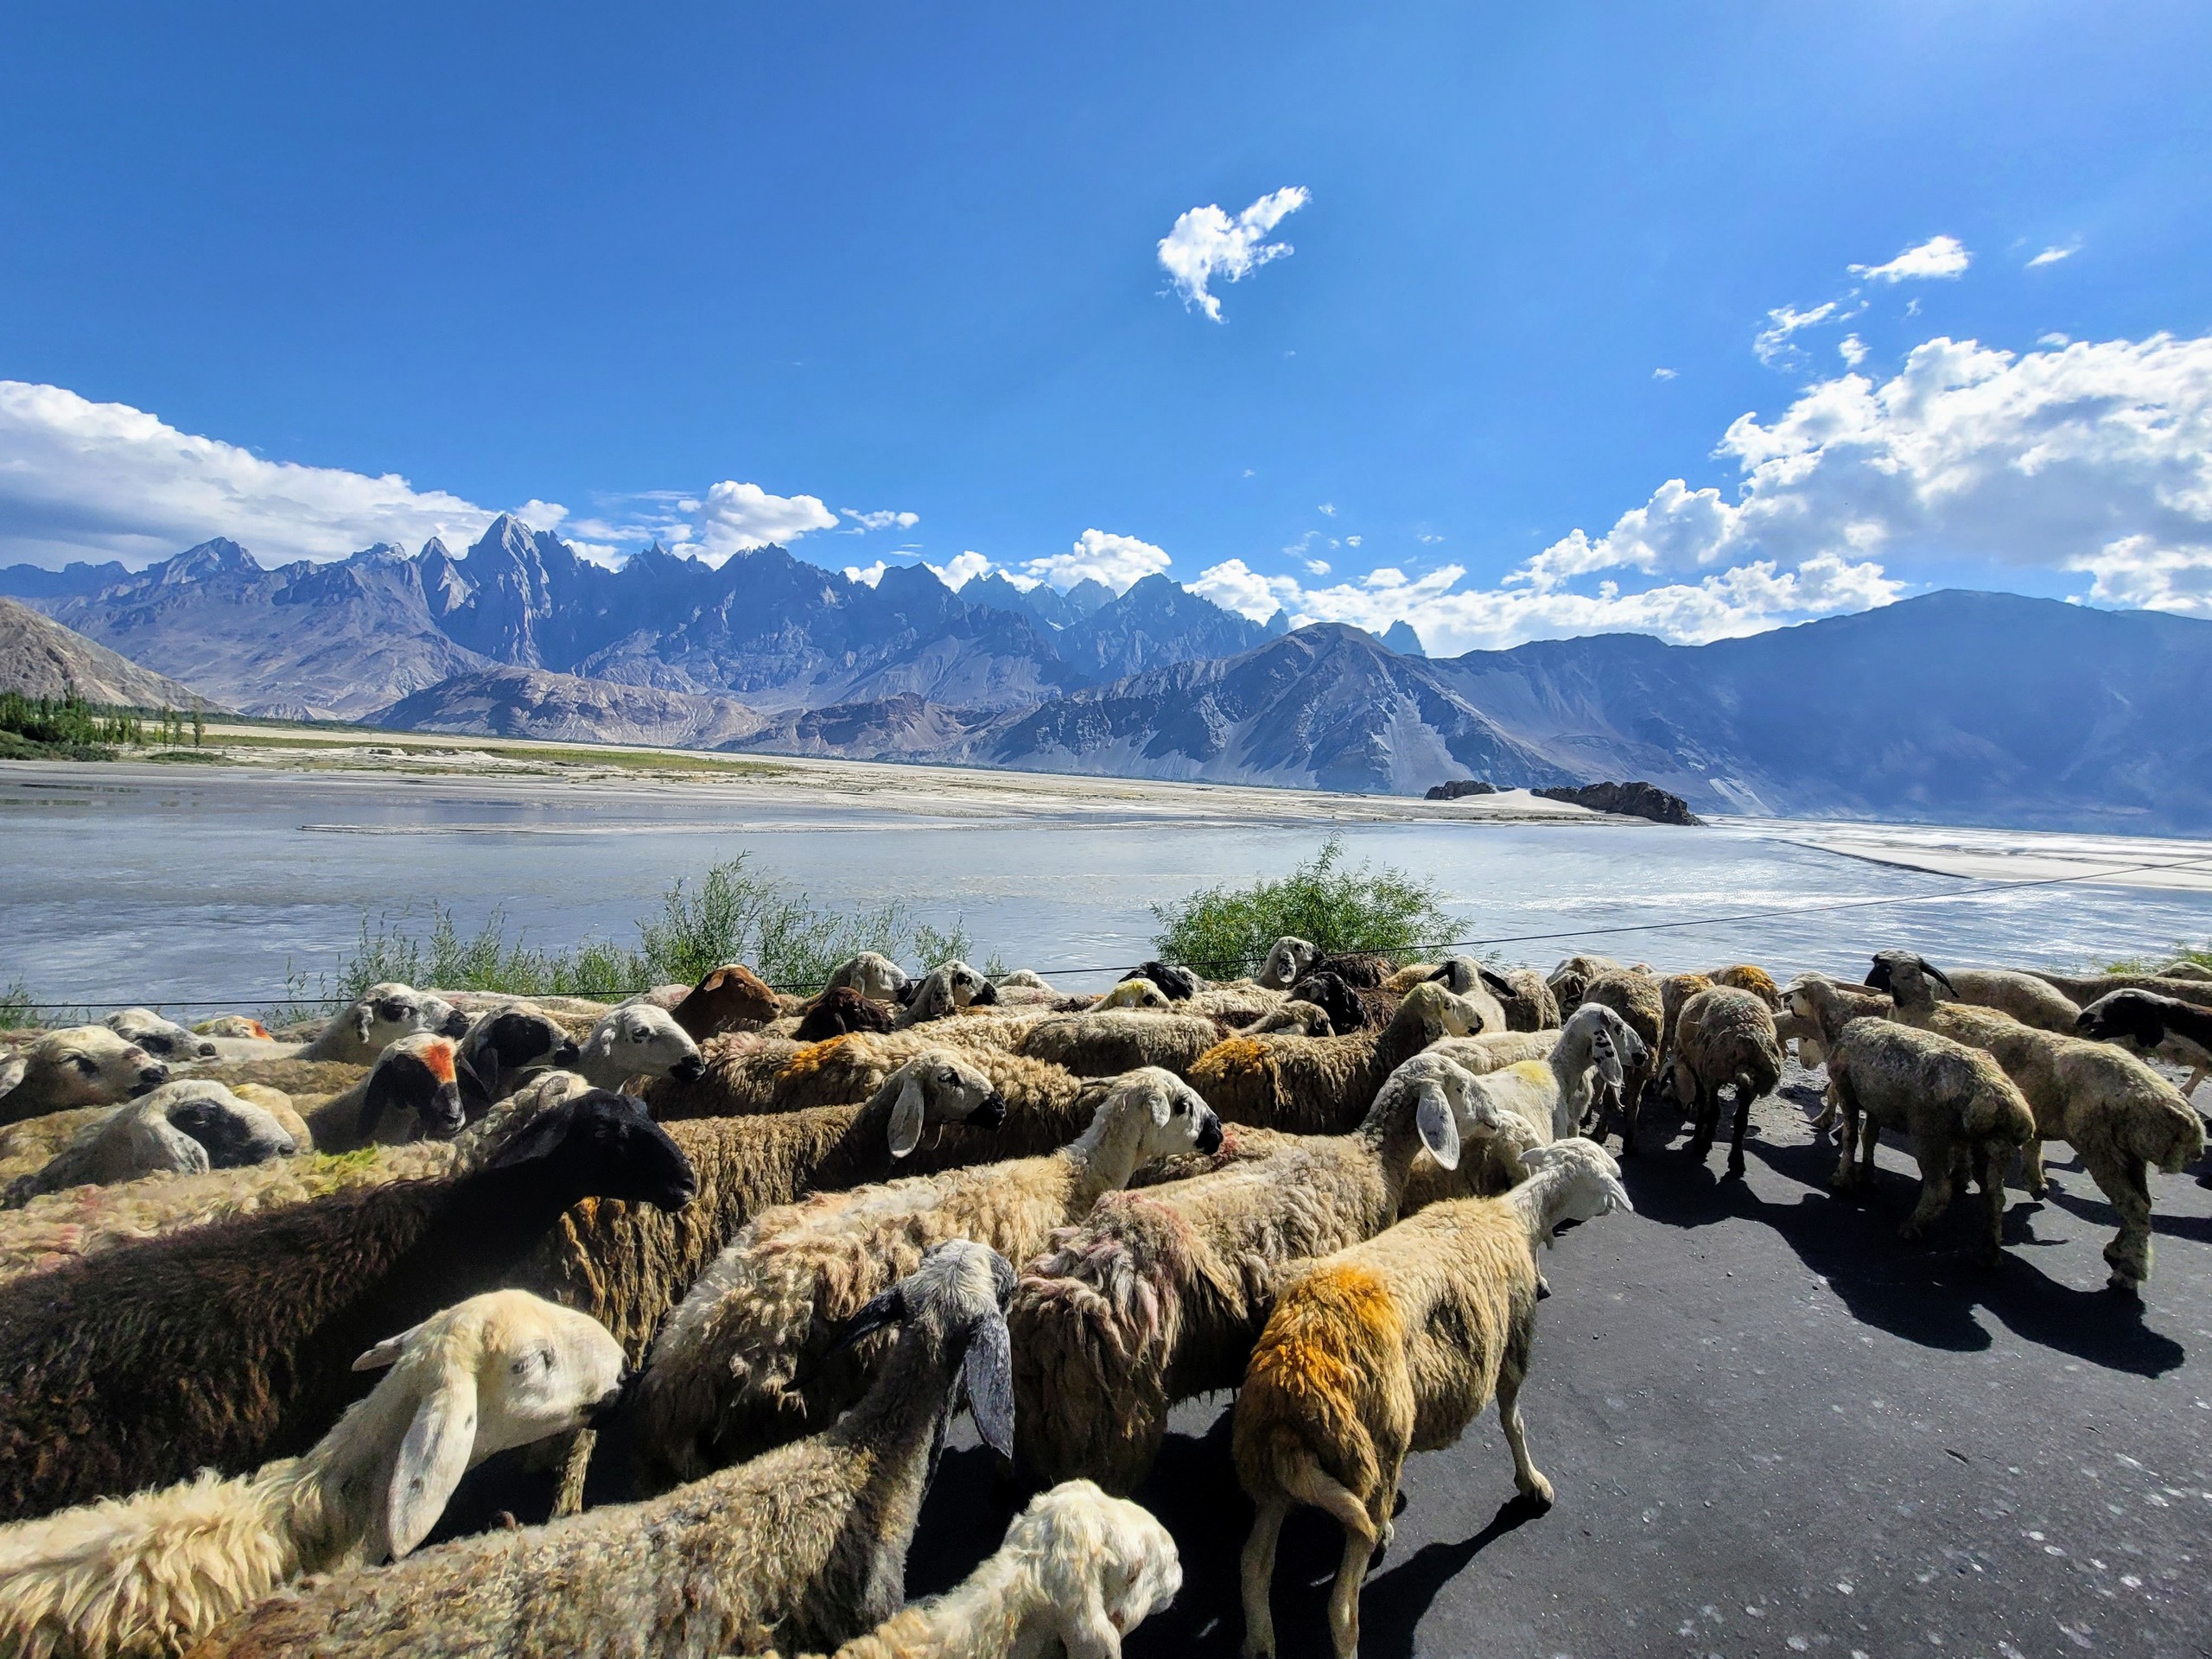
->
[1544, 954, 1624, 1015]
[2158, 959, 2212, 983]
[994, 969, 1057, 992]
[1256, 936, 1320, 992]
[633, 1069, 1224, 1488]
[1656, 972, 1714, 1066]
[0, 1108, 113, 1185]
[2028, 970, 2212, 1013]
[1578, 971, 1662, 1142]
[892, 962, 1001, 1029]
[1312, 952, 1394, 990]
[0, 1289, 625, 1659]
[1091, 978, 1171, 1013]
[1007, 1047, 1465, 1493]
[1017, 1012, 1224, 1079]
[297, 983, 470, 1065]
[103, 1008, 217, 1063]
[192, 1017, 271, 1041]
[575, 1002, 706, 1092]
[1666, 986, 1785, 1176]
[1382, 958, 1518, 1029]
[455, 1005, 579, 1109]
[1244, 999, 1335, 1038]
[301, 1033, 469, 1154]
[1185, 982, 1477, 1137]
[2077, 988, 2212, 1102]
[0, 1027, 168, 1127]
[1778, 973, 1897, 1124]
[660, 962, 783, 1040]
[1870, 952, 2205, 1290]
[652, 1030, 1068, 1122]
[1234, 1138, 1632, 1659]
[1822, 1014, 2035, 1265]
[3, 1081, 296, 1208]
[1283, 971, 1372, 1034]
[1896, 966, 2082, 1033]
[795, 986, 898, 1044]
[0, 1089, 695, 1524]
[188, 1241, 1019, 1659]
[1128, 961, 1200, 1001]
[1707, 963, 1782, 1008]
[1486, 968, 1560, 1033]
[825, 950, 912, 1006]
[752, 1480, 1180, 1659]
[1428, 1030, 1560, 1077]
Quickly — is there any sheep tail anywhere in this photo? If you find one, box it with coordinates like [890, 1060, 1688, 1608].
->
[2124, 1085, 2209, 1173]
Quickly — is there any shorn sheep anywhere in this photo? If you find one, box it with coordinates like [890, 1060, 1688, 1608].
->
[632, 1069, 1224, 1488]
[1234, 1139, 1632, 1659]
[3, 1082, 295, 1208]
[1007, 1047, 1465, 1493]
[301, 1033, 469, 1154]
[1186, 982, 1477, 1135]
[1822, 1014, 2035, 1266]
[575, 1003, 707, 1092]
[0, 1090, 695, 1523]
[2077, 989, 2212, 1103]
[0, 1290, 625, 1659]
[102, 1008, 217, 1063]
[297, 983, 469, 1065]
[1871, 953, 2205, 1290]
[754, 1480, 1181, 1659]
[189, 1241, 1020, 1659]
[0, 1028, 168, 1127]
[1667, 986, 1785, 1176]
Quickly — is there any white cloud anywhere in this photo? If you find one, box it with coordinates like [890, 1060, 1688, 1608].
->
[1157, 186, 1309, 322]
[0, 380, 500, 568]
[1415, 531, 1445, 544]
[1304, 558, 1332, 575]
[1021, 528, 1172, 594]
[2039, 332, 2072, 346]
[1754, 302, 1837, 368]
[1850, 234, 1971, 283]
[843, 561, 888, 587]
[2027, 244, 2078, 269]
[1189, 558, 1298, 621]
[1838, 334, 1868, 367]
[842, 507, 920, 532]
[926, 550, 993, 590]
[690, 480, 838, 563]
[1652, 367, 1678, 381]
[1318, 501, 1336, 517]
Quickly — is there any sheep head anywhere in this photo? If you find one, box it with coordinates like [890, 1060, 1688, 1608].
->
[105, 1007, 218, 1061]
[1020, 1481, 1184, 1656]
[158, 1079, 297, 1166]
[671, 963, 780, 1039]
[482, 1088, 697, 1211]
[358, 1033, 470, 1144]
[822, 1239, 1018, 1457]
[3, 1025, 168, 1116]
[881, 1050, 1007, 1158]
[1258, 936, 1320, 991]
[581, 1004, 706, 1089]
[1517, 1138, 1634, 1237]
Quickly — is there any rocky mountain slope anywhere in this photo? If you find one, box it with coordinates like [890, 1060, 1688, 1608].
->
[372, 664, 766, 749]
[0, 596, 228, 709]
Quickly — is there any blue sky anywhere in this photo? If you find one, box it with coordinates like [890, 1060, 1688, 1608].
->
[3, 2, 2209, 652]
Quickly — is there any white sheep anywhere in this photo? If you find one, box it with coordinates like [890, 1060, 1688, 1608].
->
[826, 951, 912, 1005]
[893, 962, 1000, 1027]
[3, 1081, 296, 1208]
[1233, 1140, 1630, 1659]
[297, 983, 470, 1065]
[575, 1003, 707, 1091]
[0, 1289, 625, 1659]
[1091, 978, 1172, 1012]
[102, 1008, 216, 1063]
[1256, 937, 1321, 992]
[632, 1068, 1224, 1485]
[0, 1027, 169, 1127]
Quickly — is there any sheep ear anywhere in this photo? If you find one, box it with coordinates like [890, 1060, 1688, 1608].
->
[353, 1317, 430, 1371]
[1415, 1082, 1460, 1172]
[1602, 1174, 1635, 1215]
[963, 1312, 1016, 1459]
[385, 1365, 478, 1560]
[353, 1005, 374, 1042]
[887, 1073, 927, 1159]
[456, 1049, 493, 1107]
[822, 1284, 906, 1361]
[1478, 966, 1518, 998]
[1147, 1084, 1173, 1129]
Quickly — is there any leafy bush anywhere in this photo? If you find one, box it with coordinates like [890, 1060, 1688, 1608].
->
[1150, 836, 1453, 977]
[2101, 940, 2212, 974]
[0, 691, 141, 755]
[319, 854, 972, 1005]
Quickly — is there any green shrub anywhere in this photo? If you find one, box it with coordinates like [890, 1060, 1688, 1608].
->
[2101, 940, 2212, 974]
[0, 973, 34, 1029]
[1149, 836, 1453, 977]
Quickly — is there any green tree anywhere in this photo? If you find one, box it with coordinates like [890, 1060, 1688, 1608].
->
[1149, 836, 1453, 976]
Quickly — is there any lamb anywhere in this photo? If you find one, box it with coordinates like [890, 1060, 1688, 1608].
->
[0, 1027, 168, 1127]
[297, 983, 470, 1065]
[669, 963, 783, 1039]
[103, 1008, 217, 1063]
[575, 1002, 707, 1091]
[1870, 952, 2205, 1290]
[3, 1081, 296, 1207]
[1256, 936, 1321, 991]
[1233, 1139, 1631, 1659]
[1090, 978, 1172, 1012]
[1007, 1047, 1465, 1493]
[752, 1481, 1181, 1659]
[2077, 988, 2212, 1102]
[825, 950, 912, 1006]
[301, 1033, 469, 1154]
[1578, 971, 1662, 1142]
[1666, 986, 1785, 1175]
[894, 963, 1001, 1027]
[188, 1241, 1020, 1659]
[1185, 982, 1477, 1136]
[1822, 1013, 2035, 1266]
[455, 1006, 579, 1108]
[0, 1089, 695, 1523]
[633, 1069, 1224, 1488]
[1018, 1012, 1226, 1078]
[796, 987, 898, 1044]
[1544, 954, 1624, 1015]
[0, 1290, 625, 1659]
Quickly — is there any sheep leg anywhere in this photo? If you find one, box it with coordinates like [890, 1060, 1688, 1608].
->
[1687, 1082, 1715, 1161]
[1898, 1140, 1955, 1243]
[1497, 1344, 1554, 1509]
[1326, 1522, 1376, 1659]
[2082, 1148, 2154, 1292]
[1725, 1082, 1754, 1180]
[1973, 1141, 2009, 1268]
[1829, 1088, 1863, 1192]
[2019, 1135, 2051, 1198]
[1239, 1497, 1289, 1659]
[550, 1427, 594, 1518]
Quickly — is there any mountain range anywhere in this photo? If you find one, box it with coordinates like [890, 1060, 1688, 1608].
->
[7, 524, 2211, 832]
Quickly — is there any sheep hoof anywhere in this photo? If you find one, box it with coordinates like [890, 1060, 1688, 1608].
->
[1521, 1472, 1555, 1510]
[1535, 1274, 1553, 1300]
[2105, 1271, 2144, 1298]
[1724, 1155, 1746, 1180]
[1896, 1222, 1924, 1243]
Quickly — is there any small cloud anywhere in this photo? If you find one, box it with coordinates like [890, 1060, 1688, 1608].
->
[1021, 527, 1172, 594]
[925, 550, 993, 590]
[1849, 234, 1970, 283]
[1652, 367, 1678, 381]
[1838, 334, 1868, 366]
[1344, 534, 1362, 547]
[2026, 244, 2078, 269]
[1318, 502, 1336, 517]
[1242, 467, 1255, 478]
[1304, 558, 1332, 575]
[841, 508, 921, 532]
[2038, 332, 2072, 347]
[1157, 186, 1309, 322]
[1754, 302, 1837, 369]
[1415, 531, 1444, 545]
[1904, 296, 1922, 317]
[843, 561, 888, 587]
[692, 480, 838, 563]
[511, 499, 569, 532]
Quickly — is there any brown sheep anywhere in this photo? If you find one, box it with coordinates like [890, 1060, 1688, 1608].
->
[1185, 982, 1476, 1135]
[1668, 986, 1785, 1175]
[670, 963, 782, 1040]
[1578, 971, 1662, 1144]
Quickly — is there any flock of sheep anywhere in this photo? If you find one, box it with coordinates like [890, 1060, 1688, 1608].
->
[0, 935, 2206, 1658]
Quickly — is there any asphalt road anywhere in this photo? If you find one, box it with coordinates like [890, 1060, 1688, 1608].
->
[901, 1063, 2212, 1659]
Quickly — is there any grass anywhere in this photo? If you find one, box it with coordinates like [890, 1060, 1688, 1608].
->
[204, 728, 790, 778]
[2101, 941, 2212, 973]
[1149, 836, 1454, 977]
[309, 853, 974, 1004]
[0, 974, 34, 1028]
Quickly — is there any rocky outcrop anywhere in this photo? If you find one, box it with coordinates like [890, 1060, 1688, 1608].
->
[0, 597, 227, 710]
[1534, 781, 1703, 825]
[371, 665, 766, 749]
[1425, 779, 1497, 800]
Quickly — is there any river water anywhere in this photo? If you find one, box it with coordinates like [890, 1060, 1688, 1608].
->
[5, 761, 2212, 1014]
